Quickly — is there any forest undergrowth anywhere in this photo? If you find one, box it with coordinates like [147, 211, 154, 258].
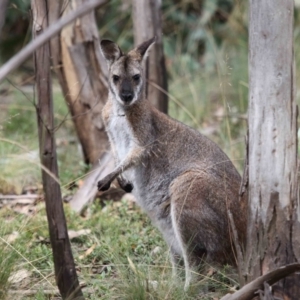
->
[0, 1, 300, 299]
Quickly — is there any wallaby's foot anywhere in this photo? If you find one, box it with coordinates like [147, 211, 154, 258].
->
[97, 179, 111, 191]
[117, 176, 133, 193]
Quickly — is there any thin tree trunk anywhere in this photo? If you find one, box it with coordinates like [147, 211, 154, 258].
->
[32, 1, 84, 299]
[0, 0, 8, 35]
[132, 0, 168, 113]
[47, 0, 117, 212]
[245, 0, 299, 298]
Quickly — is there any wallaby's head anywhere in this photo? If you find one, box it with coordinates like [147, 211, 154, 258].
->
[100, 37, 156, 106]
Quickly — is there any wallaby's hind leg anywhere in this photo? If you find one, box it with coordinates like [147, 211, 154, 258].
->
[170, 203, 193, 290]
[169, 170, 231, 289]
[169, 245, 184, 279]
[170, 200, 206, 290]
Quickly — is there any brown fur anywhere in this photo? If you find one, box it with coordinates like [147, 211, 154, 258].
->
[98, 37, 247, 289]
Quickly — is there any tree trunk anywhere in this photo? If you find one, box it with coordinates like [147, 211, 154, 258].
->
[53, 0, 109, 165]
[47, 0, 118, 212]
[0, 0, 8, 34]
[132, 0, 168, 113]
[32, 1, 84, 299]
[245, 0, 300, 298]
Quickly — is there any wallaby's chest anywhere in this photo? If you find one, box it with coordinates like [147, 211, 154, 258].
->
[107, 114, 137, 162]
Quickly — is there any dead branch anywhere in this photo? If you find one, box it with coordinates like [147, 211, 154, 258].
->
[0, 0, 107, 82]
[220, 263, 300, 300]
[69, 151, 114, 213]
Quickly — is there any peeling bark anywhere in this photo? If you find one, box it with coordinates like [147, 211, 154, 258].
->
[48, 0, 122, 212]
[51, 0, 109, 165]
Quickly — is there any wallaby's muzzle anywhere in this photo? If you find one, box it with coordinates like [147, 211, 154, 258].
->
[120, 79, 134, 104]
[120, 91, 133, 103]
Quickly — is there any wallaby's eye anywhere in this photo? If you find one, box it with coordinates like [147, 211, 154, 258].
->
[132, 74, 140, 81]
[113, 75, 120, 82]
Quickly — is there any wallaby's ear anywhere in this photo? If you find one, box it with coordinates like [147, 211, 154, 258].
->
[100, 40, 123, 65]
[134, 36, 156, 61]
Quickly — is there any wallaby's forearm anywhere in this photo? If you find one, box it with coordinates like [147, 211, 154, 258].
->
[97, 146, 144, 191]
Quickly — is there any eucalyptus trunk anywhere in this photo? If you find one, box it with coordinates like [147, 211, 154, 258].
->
[47, 0, 115, 213]
[245, 0, 300, 298]
[48, 0, 109, 165]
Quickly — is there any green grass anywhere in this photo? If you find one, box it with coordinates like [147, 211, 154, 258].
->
[0, 229, 19, 299]
[0, 199, 238, 299]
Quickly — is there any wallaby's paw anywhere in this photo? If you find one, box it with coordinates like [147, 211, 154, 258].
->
[123, 182, 133, 193]
[117, 177, 134, 193]
[97, 180, 111, 191]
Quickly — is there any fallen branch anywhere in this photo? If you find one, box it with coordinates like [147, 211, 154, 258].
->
[0, 195, 41, 200]
[8, 288, 94, 296]
[221, 263, 300, 300]
[69, 151, 114, 213]
[0, 0, 107, 82]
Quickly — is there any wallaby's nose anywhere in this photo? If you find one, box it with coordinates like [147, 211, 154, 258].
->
[121, 92, 133, 103]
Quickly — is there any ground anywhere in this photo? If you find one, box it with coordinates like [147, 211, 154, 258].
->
[0, 72, 245, 299]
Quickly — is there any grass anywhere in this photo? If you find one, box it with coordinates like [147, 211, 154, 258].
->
[0, 230, 19, 299]
[0, 199, 238, 299]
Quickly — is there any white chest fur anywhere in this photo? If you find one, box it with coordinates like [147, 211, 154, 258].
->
[106, 111, 138, 182]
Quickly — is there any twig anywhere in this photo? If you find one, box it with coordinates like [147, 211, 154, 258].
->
[8, 288, 94, 296]
[0, 0, 108, 82]
[227, 209, 245, 286]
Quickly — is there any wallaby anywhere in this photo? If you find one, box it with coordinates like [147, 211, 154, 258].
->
[98, 37, 247, 289]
